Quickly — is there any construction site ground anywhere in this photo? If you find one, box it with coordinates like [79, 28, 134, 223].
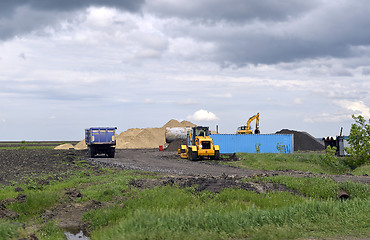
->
[0, 148, 368, 187]
[1, 148, 369, 239]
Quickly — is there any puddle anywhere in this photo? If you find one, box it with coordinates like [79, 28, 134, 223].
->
[64, 230, 90, 240]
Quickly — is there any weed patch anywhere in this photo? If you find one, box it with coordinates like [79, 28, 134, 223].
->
[255, 175, 370, 199]
[231, 153, 351, 174]
[0, 220, 19, 240]
[89, 185, 370, 240]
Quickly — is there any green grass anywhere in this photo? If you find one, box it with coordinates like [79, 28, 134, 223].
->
[0, 220, 19, 240]
[0, 146, 57, 150]
[0, 141, 70, 149]
[37, 221, 65, 240]
[0, 169, 160, 239]
[254, 175, 370, 199]
[225, 153, 352, 174]
[351, 164, 370, 176]
[87, 185, 370, 240]
[0, 154, 369, 240]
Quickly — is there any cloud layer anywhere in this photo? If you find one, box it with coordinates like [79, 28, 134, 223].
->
[0, 0, 369, 140]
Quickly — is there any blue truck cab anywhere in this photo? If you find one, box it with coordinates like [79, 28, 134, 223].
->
[85, 127, 117, 158]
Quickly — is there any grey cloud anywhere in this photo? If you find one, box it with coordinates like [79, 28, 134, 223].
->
[18, 53, 26, 60]
[165, 1, 370, 65]
[216, 35, 351, 66]
[362, 67, 370, 75]
[0, 0, 143, 13]
[146, 0, 319, 22]
[0, 0, 145, 40]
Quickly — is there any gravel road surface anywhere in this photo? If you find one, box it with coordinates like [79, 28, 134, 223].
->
[88, 149, 370, 184]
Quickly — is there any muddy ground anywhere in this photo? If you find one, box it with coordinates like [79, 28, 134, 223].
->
[91, 149, 370, 184]
[0, 148, 369, 186]
[0, 149, 99, 186]
[0, 148, 369, 239]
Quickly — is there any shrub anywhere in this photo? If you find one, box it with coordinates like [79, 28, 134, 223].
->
[345, 115, 370, 168]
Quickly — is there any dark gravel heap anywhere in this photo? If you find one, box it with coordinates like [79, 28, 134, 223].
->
[165, 139, 186, 152]
[276, 129, 324, 152]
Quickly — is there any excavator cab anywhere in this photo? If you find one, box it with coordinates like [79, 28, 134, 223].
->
[237, 113, 260, 134]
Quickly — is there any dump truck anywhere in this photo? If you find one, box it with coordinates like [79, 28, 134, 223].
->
[178, 126, 220, 161]
[237, 113, 260, 134]
[85, 127, 116, 158]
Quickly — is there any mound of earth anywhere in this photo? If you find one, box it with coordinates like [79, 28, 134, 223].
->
[57, 119, 196, 150]
[276, 129, 325, 152]
[165, 138, 187, 152]
[74, 140, 88, 150]
[54, 143, 74, 150]
[129, 175, 298, 194]
[162, 119, 196, 129]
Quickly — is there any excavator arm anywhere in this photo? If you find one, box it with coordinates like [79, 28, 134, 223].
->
[254, 113, 260, 134]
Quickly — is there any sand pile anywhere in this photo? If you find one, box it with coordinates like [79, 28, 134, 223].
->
[116, 120, 195, 149]
[74, 140, 88, 150]
[54, 143, 74, 150]
[162, 119, 196, 129]
[275, 129, 324, 152]
[55, 119, 196, 150]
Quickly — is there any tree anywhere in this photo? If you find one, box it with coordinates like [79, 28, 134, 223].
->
[346, 115, 370, 168]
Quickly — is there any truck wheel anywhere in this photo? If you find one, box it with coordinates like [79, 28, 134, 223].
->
[88, 147, 94, 158]
[108, 149, 115, 158]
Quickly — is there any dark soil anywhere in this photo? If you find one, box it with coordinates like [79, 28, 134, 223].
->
[0, 148, 368, 188]
[0, 149, 96, 185]
[129, 175, 300, 195]
[276, 129, 325, 152]
[41, 199, 105, 234]
[165, 139, 186, 152]
[91, 149, 370, 184]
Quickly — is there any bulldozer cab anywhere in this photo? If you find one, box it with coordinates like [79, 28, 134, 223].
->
[187, 126, 210, 145]
[194, 126, 209, 137]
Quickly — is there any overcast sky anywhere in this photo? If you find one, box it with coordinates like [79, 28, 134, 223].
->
[1, 0, 369, 140]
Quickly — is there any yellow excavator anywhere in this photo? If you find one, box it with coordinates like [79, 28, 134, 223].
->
[237, 113, 260, 134]
[178, 126, 220, 161]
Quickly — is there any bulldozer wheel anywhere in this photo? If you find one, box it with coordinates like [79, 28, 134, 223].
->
[214, 150, 220, 160]
[188, 149, 198, 161]
[188, 149, 192, 161]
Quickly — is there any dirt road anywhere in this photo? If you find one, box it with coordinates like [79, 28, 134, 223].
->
[89, 149, 370, 184]
[0, 148, 368, 186]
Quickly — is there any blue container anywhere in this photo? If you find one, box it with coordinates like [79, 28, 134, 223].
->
[210, 134, 293, 154]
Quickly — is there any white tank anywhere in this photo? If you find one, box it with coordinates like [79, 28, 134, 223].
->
[165, 127, 191, 143]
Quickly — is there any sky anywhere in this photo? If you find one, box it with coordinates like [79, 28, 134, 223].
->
[0, 0, 369, 140]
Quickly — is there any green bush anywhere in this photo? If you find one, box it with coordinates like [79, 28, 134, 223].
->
[345, 115, 370, 168]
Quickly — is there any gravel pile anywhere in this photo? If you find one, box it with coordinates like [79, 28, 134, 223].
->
[276, 129, 324, 152]
[166, 139, 187, 152]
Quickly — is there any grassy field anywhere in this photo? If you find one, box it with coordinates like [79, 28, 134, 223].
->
[0, 141, 78, 150]
[0, 152, 369, 240]
[223, 152, 370, 175]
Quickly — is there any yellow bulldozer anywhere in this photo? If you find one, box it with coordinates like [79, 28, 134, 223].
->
[237, 113, 260, 134]
[178, 126, 220, 161]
